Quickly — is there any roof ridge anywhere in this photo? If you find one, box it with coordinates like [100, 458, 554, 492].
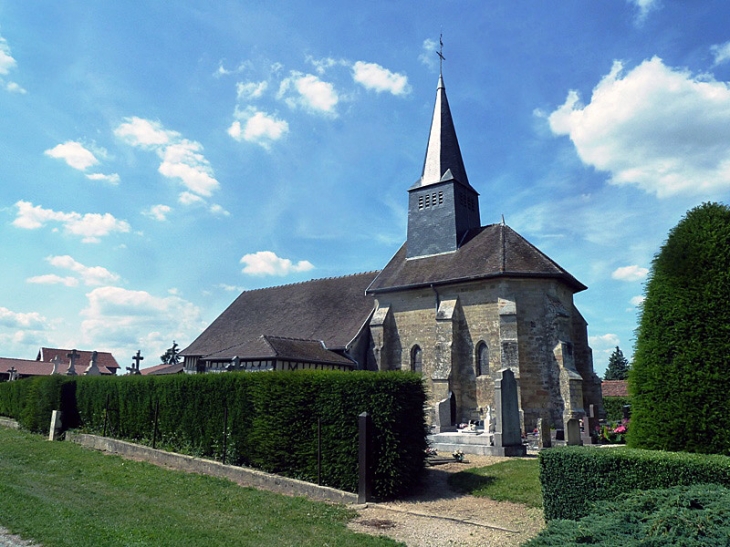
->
[263, 335, 323, 343]
[237, 270, 381, 294]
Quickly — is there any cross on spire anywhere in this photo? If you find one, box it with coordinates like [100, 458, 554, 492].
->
[436, 34, 445, 75]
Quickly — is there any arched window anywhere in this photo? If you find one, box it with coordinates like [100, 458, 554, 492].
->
[410, 345, 423, 373]
[476, 342, 489, 376]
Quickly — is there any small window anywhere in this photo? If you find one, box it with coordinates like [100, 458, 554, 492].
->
[476, 342, 489, 376]
[410, 345, 422, 373]
[432, 193, 437, 206]
[425, 194, 430, 208]
[418, 195, 424, 210]
[438, 191, 444, 205]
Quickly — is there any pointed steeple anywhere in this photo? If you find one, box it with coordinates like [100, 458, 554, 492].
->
[406, 72, 481, 259]
[416, 75, 471, 190]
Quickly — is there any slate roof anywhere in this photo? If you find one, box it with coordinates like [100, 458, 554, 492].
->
[367, 223, 586, 294]
[37, 348, 120, 375]
[602, 380, 629, 397]
[181, 272, 379, 360]
[206, 335, 355, 365]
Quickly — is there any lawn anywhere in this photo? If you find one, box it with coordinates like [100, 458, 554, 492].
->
[447, 458, 542, 508]
[0, 427, 400, 547]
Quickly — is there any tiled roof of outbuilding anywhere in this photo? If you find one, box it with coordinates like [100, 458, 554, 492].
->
[367, 223, 586, 294]
[0, 357, 53, 377]
[181, 272, 378, 360]
[140, 363, 185, 375]
[602, 380, 629, 397]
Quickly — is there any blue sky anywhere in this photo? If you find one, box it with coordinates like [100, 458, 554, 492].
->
[2, 1, 730, 375]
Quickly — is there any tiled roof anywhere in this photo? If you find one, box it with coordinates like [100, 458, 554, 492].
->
[206, 335, 354, 366]
[367, 223, 586, 294]
[602, 380, 629, 397]
[140, 363, 185, 376]
[0, 357, 53, 378]
[37, 348, 120, 375]
[181, 272, 378, 360]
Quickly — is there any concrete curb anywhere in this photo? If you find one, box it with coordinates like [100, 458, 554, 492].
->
[65, 432, 358, 505]
[0, 417, 20, 429]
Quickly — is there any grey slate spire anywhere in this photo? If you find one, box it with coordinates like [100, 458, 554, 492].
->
[406, 74, 481, 258]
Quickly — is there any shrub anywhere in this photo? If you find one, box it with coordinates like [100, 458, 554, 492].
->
[526, 483, 730, 546]
[602, 396, 630, 422]
[539, 446, 730, 521]
[629, 202, 730, 455]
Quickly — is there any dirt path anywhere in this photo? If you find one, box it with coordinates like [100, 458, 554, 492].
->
[348, 455, 544, 547]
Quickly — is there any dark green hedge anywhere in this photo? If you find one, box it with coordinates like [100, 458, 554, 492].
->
[0, 371, 427, 499]
[602, 396, 630, 422]
[539, 446, 730, 521]
[526, 483, 730, 546]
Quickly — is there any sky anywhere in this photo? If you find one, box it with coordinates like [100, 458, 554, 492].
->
[2, 1, 730, 376]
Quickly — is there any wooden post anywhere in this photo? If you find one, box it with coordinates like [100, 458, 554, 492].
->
[152, 400, 160, 449]
[317, 418, 322, 486]
[102, 394, 110, 437]
[358, 412, 372, 504]
[221, 404, 229, 465]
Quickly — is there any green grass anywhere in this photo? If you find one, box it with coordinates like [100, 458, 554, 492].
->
[447, 457, 542, 508]
[0, 427, 401, 547]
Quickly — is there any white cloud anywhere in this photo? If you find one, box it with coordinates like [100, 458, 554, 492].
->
[26, 274, 79, 287]
[307, 56, 341, 75]
[612, 265, 649, 282]
[711, 42, 730, 66]
[80, 286, 203, 358]
[178, 191, 205, 205]
[236, 81, 268, 100]
[628, 0, 660, 22]
[240, 250, 314, 276]
[13, 201, 130, 243]
[630, 295, 646, 306]
[6, 81, 25, 94]
[278, 72, 338, 114]
[228, 107, 289, 148]
[115, 117, 220, 201]
[86, 172, 120, 184]
[144, 204, 172, 221]
[114, 117, 175, 147]
[209, 204, 230, 216]
[419, 38, 439, 71]
[44, 141, 99, 171]
[548, 57, 730, 198]
[352, 61, 410, 96]
[0, 306, 48, 329]
[589, 333, 621, 348]
[45, 255, 120, 286]
[0, 35, 17, 75]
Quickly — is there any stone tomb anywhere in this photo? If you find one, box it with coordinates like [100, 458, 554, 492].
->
[428, 368, 527, 456]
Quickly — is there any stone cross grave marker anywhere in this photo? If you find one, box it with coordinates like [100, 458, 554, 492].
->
[51, 355, 62, 375]
[66, 349, 80, 376]
[128, 350, 143, 375]
[84, 351, 102, 376]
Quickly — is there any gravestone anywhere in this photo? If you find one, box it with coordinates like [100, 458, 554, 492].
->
[48, 410, 62, 441]
[433, 392, 456, 433]
[51, 355, 61, 375]
[581, 404, 597, 445]
[84, 351, 102, 376]
[66, 349, 80, 376]
[493, 368, 527, 456]
[565, 418, 581, 446]
[537, 416, 551, 449]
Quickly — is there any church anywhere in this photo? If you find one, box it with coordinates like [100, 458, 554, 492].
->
[180, 71, 604, 434]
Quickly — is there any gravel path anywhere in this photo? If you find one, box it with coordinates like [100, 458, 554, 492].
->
[0, 527, 37, 547]
[348, 455, 544, 546]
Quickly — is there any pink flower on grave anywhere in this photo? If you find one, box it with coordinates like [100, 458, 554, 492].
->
[613, 424, 627, 434]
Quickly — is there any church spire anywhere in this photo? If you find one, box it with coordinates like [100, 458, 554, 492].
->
[417, 74, 471, 189]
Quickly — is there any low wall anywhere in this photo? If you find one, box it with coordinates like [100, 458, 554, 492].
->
[0, 417, 20, 429]
[66, 432, 357, 505]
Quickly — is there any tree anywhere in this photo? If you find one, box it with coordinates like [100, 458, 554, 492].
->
[604, 346, 630, 380]
[160, 341, 181, 365]
[629, 202, 730, 455]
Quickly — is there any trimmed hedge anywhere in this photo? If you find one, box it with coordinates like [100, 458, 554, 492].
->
[539, 446, 730, 521]
[0, 370, 427, 499]
[602, 396, 630, 422]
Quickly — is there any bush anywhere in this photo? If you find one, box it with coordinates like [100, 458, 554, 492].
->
[525, 483, 730, 546]
[630, 202, 730, 455]
[602, 396, 630, 422]
[2, 370, 428, 499]
[539, 446, 730, 521]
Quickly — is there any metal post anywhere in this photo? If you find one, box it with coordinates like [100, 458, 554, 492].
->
[317, 418, 322, 485]
[358, 412, 372, 504]
[152, 400, 160, 449]
[222, 404, 229, 465]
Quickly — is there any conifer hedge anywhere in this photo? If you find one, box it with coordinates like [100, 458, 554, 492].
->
[539, 446, 730, 521]
[602, 397, 630, 422]
[0, 370, 427, 499]
[629, 202, 730, 455]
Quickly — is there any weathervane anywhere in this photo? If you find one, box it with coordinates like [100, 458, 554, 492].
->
[436, 33, 445, 74]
